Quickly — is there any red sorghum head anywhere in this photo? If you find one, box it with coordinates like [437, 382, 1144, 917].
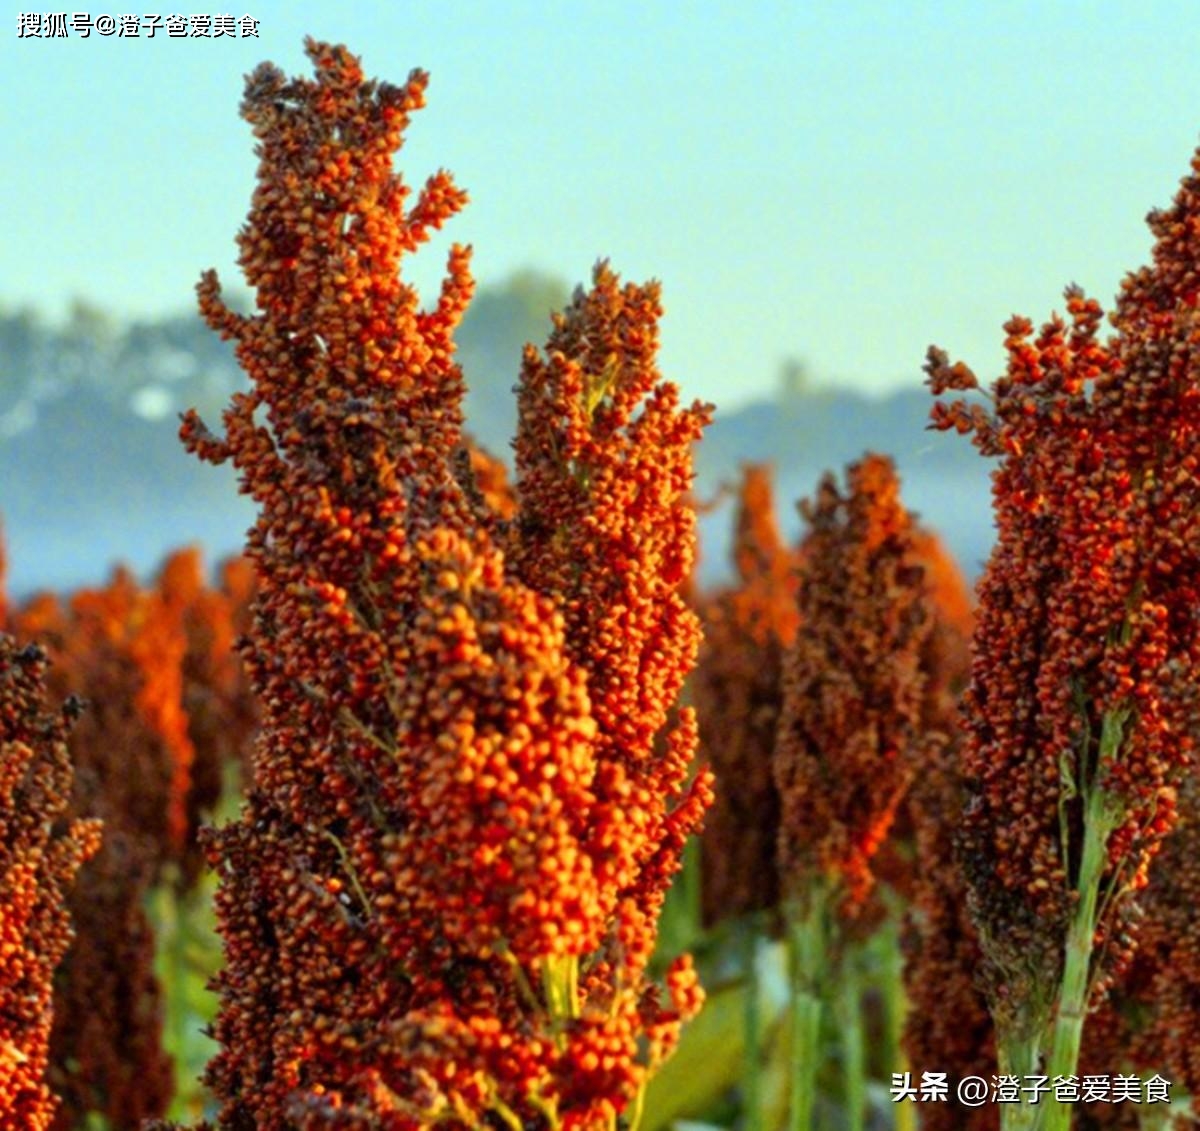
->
[926, 140, 1200, 1031]
[0, 636, 101, 1130]
[694, 464, 798, 927]
[774, 454, 937, 919]
[173, 39, 711, 1129]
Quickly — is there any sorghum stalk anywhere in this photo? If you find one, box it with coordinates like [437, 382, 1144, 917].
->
[1040, 713, 1127, 1131]
[833, 947, 865, 1131]
[876, 913, 916, 1131]
[786, 888, 827, 1131]
[740, 922, 766, 1131]
[997, 1032, 1041, 1131]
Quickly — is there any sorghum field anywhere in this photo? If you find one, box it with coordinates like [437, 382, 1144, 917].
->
[5, 36, 1200, 1131]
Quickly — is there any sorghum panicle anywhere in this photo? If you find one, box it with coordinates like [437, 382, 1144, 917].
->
[156, 548, 259, 876]
[506, 262, 715, 1105]
[175, 40, 710, 1129]
[46, 825, 173, 1131]
[11, 568, 200, 1129]
[774, 453, 937, 917]
[1080, 772, 1200, 1102]
[0, 636, 101, 1131]
[926, 142, 1200, 1029]
[694, 464, 799, 927]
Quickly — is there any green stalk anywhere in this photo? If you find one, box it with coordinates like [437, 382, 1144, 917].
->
[1041, 708, 1128, 1131]
[878, 914, 915, 1131]
[1042, 792, 1121, 1131]
[679, 834, 702, 948]
[540, 953, 581, 1023]
[149, 873, 186, 1073]
[789, 993, 822, 1131]
[626, 1081, 647, 1131]
[743, 925, 764, 1131]
[787, 888, 828, 1131]
[996, 1029, 1042, 1131]
[835, 949, 864, 1131]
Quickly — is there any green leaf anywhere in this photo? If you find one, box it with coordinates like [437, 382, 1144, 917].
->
[640, 943, 788, 1131]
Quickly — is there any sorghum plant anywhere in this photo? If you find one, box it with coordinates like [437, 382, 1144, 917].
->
[774, 453, 939, 1131]
[2, 548, 256, 1128]
[900, 588, 995, 1131]
[28, 569, 199, 872]
[25, 569, 198, 1128]
[775, 454, 936, 919]
[157, 548, 259, 874]
[926, 140, 1200, 1129]
[695, 464, 799, 931]
[47, 824, 174, 1131]
[505, 259, 713, 1016]
[171, 39, 710, 1129]
[689, 465, 802, 1131]
[0, 634, 101, 1130]
[696, 468, 971, 936]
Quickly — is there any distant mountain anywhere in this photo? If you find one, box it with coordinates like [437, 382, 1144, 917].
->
[0, 285, 995, 600]
[692, 384, 995, 590]
[0, 275, 569, 598]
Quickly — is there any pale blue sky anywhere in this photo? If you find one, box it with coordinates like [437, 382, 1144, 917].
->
[4, 2, 1200, 411]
